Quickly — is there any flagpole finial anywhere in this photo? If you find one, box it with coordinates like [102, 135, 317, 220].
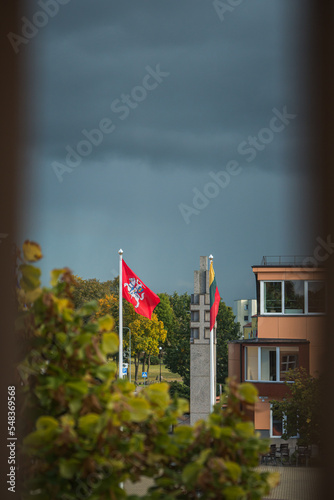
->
[209, 254, 213, 261]
[118, 249, 123, 255]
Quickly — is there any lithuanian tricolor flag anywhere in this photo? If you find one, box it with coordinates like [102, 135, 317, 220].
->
[209, 260, 221, 331]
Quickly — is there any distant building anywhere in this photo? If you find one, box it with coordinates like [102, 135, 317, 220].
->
[243, 322, 252, 339]
[228, 256, 326, 441]
[233, 299, 257, 333]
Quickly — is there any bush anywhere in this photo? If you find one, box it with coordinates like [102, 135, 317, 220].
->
[149, 355, 161, 365]
[169, 381, 190, 400]
[16, 241, 279, 499]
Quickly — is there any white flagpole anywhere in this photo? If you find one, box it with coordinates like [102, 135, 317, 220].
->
[209, 254, 215, 411]
[118, 249, 123, 379]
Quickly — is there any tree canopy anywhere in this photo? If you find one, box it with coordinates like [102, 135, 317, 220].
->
[96, 294, 167, 382]
[270, 368, 321, 447]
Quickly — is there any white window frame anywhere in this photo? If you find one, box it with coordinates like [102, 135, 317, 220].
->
[245, 346, 298, 383]
[260, 280, 325, 315]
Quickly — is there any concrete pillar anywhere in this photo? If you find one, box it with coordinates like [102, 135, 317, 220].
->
[190, 256, 216, 425]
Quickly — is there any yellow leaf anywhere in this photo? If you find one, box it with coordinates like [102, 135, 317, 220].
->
[24, 287, 42, 303]
[22, 240, 43, 262]
[101, 332, 119, 354]
[98, 315, 115, 332]
[50, 268, 66, 287]
[19, 264, 41, 291]
[267, 471, 280, 489]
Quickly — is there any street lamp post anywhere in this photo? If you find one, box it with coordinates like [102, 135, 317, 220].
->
[159, 346, 162, 383]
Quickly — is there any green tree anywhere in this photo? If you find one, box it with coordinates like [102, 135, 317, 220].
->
[270, 368, 321, 447]
[16, 241, 279, 499]
[216, 301, 241, 384]
[163, 292, 191, 386]
[155, 293, 176, 341]
[96, 294, 167, 382]
[72, 276, 118, 309]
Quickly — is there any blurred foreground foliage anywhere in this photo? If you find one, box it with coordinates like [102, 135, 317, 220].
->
[16, 241, 279, 500]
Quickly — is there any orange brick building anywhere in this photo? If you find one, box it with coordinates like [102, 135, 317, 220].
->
[228, 257, 326, 439]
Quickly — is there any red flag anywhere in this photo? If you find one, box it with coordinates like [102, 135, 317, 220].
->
[122, 260, 160, 319]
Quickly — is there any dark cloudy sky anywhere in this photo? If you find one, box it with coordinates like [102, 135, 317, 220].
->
[18, 0, 317, 308]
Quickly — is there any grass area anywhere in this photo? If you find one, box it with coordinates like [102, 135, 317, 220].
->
[125, 363, 182, 384]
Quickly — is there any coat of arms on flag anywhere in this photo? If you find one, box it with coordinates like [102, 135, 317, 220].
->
[122, 260, 160, 319]
[124, 277, 145, 308]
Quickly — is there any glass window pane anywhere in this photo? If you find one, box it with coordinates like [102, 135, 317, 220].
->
[285, 280, 304, 314]
[308, 281, 325, 313]
[261, 348, 277, 381]
[264, 282, 282, 313]
[246, 347, 258, 380]
[280, 347, 299, 380]
[191, 310, 199, 322]
[190, 328, 199, 339]
[272, 412, 283, 436]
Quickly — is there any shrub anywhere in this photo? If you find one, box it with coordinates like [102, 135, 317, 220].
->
[16, 241, 279, 499]
[169, 381, 190, 400]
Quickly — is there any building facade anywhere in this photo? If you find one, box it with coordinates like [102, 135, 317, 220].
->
[228, 257, 326, 439]
[233, 299, 257, 333]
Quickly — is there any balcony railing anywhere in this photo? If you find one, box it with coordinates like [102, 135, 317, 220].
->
[261, 256, 318, 267]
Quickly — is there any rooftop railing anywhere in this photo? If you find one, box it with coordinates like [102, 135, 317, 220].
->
[260, 255, 318, 267]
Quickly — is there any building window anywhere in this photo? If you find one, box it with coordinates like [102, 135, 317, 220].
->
[261, 280, 325, 315]
[261, 348, 277, 381]
[191, 310, 199, 322]
[271, 410, 284, 437]
[285, 280, 304, 314]
[264, 282, 282, 313]
[191, 294, 199, 305]
[246, 346, 258, 380]
[244, 315, 248, 322]
[205, 311, 210, 322]
[280, 347, 299, 380]
[244, 304, 248, 311]
[245, 346, 299, 382]
[204, 328, 210, 339]
[190, 328, 199, 339]
[308, 281, 326, 313]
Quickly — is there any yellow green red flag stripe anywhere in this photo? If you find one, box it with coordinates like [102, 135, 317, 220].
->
[209, 260, 221, 331]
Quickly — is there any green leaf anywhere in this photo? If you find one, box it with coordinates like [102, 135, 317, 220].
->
[128, 398, 151, 422]
[78, 413, 101, 433]
[69, 399, 82, 414]
[225, 461, 241, 481]
[239, 383, 258, 403]
[66, 381, 89, 396]
[19, 264, 41, 291]
[59, 458, 80, 479]
[197, 448, 211, 466]
[50, 268, 66, 287]
[36, 416, 59, 431]
[223, 485, 246, 500]
[101, 332, 119, 355]
[145, 383, 170, 407]
[235, 421, 254, 438]
[182, 462, 201, 487]
[79, 300, 98, 316]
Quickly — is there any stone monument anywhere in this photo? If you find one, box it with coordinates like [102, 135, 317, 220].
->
[190, 256, 217, 425]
